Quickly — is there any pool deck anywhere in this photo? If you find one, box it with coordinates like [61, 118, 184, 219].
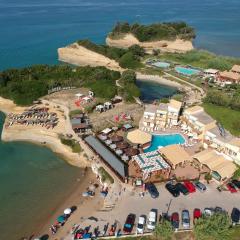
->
[139, 123, 201, 156]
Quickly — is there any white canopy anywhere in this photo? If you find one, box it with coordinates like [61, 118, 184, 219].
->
[75, 93, 83, 97]
[105, 139, 112, 145]
[64, 208, 71, 215]
[101, 128, 112, 134]
[110, 144, 117, 149]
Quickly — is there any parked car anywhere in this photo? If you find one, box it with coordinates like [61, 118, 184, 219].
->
[123, 214, 136, 233]
[194, 181, 206, 192]
[176, 183, 189, 195]
[204, 208, 214, 217]
[147, 209, 157, 230]
[136, 215, 146, 234]
[227, 182, 238, 193]
[165, 183, 180, 197]
[193, 208, 202, 222]
[182, 210, 190, 229]
[232, 179, 240, 189]
[231, 208, 240, 225]
[171, 212, 179, 231]
[214, 207, 225, 214]
[146, 183, 159, 198]
[184, 181, 196, 193]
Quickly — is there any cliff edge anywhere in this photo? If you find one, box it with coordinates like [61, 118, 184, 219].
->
[58, 43, 123, 72]
[106, 33, 193, 53]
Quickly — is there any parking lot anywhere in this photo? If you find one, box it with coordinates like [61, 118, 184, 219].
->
[65, 182, 240, 239]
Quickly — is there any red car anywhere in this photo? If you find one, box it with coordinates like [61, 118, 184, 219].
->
[184, 181, 196, 193]
[227, 183, 238, 193]
[193, 208, 202, 222]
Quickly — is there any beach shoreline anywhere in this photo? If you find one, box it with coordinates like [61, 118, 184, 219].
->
[0, 96, 90, 168]
[136, 72, 183, 89]
[34, 168, 103, 240]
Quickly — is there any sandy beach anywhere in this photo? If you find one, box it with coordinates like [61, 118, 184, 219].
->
[0, 96, 89, 168]
[136, 72, 183, 89]
[34, 168, 103, 240]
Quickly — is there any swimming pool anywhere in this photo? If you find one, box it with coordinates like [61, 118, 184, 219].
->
[175, 66, 200, 75]
[144, 134, 185, 152]
[152, 61, 170, 68]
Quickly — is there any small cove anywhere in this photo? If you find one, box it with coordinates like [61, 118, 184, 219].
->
[0, 112, 82, 240]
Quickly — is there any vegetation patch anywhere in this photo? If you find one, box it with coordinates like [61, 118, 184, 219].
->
[60, 136, 82, 153]
[69, 109, 83, 118]
[0, 65, 120, 105]
[98, 167, 114, 184]
[202, 103, 240, 136]
[160, 50, 240, 70]
[118, 70, 141, 102]
[109, 22, 195, 42]
[77, 40, 144, 69]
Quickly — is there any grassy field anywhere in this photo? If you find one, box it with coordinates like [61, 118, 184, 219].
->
[202, 103, 240, 136]
[159, 50, 240, 71]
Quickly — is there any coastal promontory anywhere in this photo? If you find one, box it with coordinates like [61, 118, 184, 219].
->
[106, 22, 195, 53]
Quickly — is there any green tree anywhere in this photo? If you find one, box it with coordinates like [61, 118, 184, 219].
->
[194, 213, 231, 240]
[154, 220, 174, 240]
[129, 44, 145, 58]
[204, 173, 212, 183]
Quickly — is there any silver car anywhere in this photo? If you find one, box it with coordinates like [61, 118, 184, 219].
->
[194, 181, 206, 192]
[182, 210, 190, 229]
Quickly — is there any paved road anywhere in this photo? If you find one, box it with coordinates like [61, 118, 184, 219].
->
[64, 182, 240, 239]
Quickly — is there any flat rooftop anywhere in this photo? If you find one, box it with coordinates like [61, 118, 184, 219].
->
[193, 111, 215, 125]
[85, 135, 127, 178]
[208, 126, 234, 143]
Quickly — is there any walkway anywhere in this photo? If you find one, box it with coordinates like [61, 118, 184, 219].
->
[163, 71, 205, 96]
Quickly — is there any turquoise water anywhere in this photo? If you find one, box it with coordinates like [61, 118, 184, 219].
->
[136, 80, 178, 103]
[175, 66, 200, 75]
[1, 0, 240, 70]
[0, 112, 82, 240]
[152, 61, 170, 68]
[144, 134, 185, 152]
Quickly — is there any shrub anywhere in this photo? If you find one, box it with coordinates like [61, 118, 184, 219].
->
[0, 65, 120, 105]
[98, 167, 114, 184]
[110, 21, 195, 41]
[69, 109, 83, 118]
[194, 213, 231, 240]
[60, 137, 82, 153]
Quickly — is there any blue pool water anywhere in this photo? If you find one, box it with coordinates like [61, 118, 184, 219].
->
[152, 61, 170, 68]
[144, 134, 185, 152]
[175, 66, 200, 76]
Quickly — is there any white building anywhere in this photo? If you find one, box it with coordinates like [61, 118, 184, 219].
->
[167, 100, 182, 126]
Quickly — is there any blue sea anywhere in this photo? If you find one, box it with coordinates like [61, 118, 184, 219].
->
[0, 0, 240, 239]
[0, 112, 82, 240]
[0, 0, 240, 70]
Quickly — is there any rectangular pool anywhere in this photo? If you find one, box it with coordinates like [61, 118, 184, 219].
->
[175, 66, 200, 76]
[144, 134, 185, 152]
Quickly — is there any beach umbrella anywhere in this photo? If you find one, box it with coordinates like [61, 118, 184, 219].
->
[121, 155, 129, 161]
[99, 134, 107, 141]
[64, 208, 72, 215]
[110, 144, 117, 149]
[124, 148, 139, 157]
[105, 139, 112, 145]
[111, 134, 123, 142]
[57, 215, 65, 223]
[116, 141, 129, 150]
[89, 184, 96, 191]
[115, 149, 123, 155]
